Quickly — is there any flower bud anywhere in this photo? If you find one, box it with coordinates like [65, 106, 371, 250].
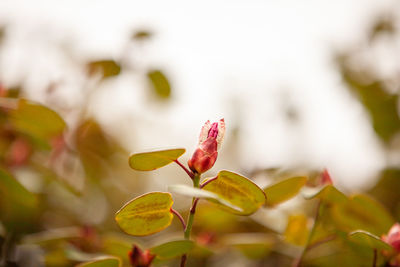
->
[128, 245, 155, 267]
[382, 223, 400, 252]
[188, 119, 225, 174]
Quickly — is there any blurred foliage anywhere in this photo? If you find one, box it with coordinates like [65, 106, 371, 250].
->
[0, 10, 399, 267]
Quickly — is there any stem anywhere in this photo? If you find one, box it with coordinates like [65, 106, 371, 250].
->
[293, 200, 321, 267]
[170, 208, 186, 230]
[180, 174, 200, 267]
[372, 248, 377, 267]
[174, 160, 194, 179]
[180, 254, 187, 267]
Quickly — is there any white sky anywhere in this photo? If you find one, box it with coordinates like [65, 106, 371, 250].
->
[0, 0, 399, 191]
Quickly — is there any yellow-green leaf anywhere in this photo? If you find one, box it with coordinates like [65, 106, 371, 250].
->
[115, 192, 173, 236]
[10, 99, 66, 148]
[303, 185, 348, 204]
[0, 168, 38, 230]
[348, 230, 392, 251]
[331, 194, 394, 235]
[129, 148, 185, 171]
[87, 60, 121, 78]
[76, 256, 121, 267]
[147, 70, 171, 99]
[284, 214, 309, 246]
[202, 170, 266, 215]
[263, 176, 307, 207]
[150, 240, 194, 259]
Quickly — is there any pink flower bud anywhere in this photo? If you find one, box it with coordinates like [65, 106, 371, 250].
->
[321, 168, 333, 185]
[128, 245, 155, 267]
[382, 223, 400, 252]
[188, 119, 225, 174]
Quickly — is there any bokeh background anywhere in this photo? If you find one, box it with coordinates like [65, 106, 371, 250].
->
[0, 0, 400, 266]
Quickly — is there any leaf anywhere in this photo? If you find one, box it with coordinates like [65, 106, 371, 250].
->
[348, 230, 392, 251]
[234, 243, 272, 259]
[129, 148, 185, 171]
[331, 194, 394, 235]
[303, 185, 348, 204]
[263, 176, 307, 207]
[0, 168, 38, 231]
[168, 184, 243, 212]
[284, 214, 309, 246]
[202, 170, 266, 215]
[147, 70, 171, 99]
[115, 192, 174, 236]
[150, 240, 194, 259]
[132, 30, 152, 40]
[87, 60, 121, 79]
[76, 256, 121, 267]
[9, 99, 66, 148]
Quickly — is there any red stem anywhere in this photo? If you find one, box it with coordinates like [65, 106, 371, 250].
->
[174, 160, 194, 179]
[200, 176, 218, 188]
[170, 208, 186, 230]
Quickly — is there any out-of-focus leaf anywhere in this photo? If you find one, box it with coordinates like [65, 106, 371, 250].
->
[202, 170, 266, 215]
[369, 168, 400, 216]
[331, 194, 394, 235]
[303, 185, 348, 204]
[75, 119, 122, 180]
[129, 148, 185, 171]
[115, 192, 173, 236]
[132, 30, 152, 40]
[339, 59, 400, 143]
[9, 99, 66, 148]
[87, 60, 121, 79]
[0, 168, 38, 230]
[168, 184, 243, 212]
[225, 233, 274, 260]
[150, 240, 194, 259]
[284, 214, 309, 246]
[263, 176, 307, 207]
[76, 256, 121, 267]
[147, 70, 171, 99]
[234, 243, 272, 259]
[195, 203, 238, 232]
[102, 235, 132, 264]
[348, 230, 392, 251]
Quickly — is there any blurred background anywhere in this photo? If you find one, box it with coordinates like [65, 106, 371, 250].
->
[0, 0, 400, 266]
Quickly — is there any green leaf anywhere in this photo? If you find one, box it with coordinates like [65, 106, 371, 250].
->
[115, 192, 174, 236]
[150, 240, 194, 259]
[76, 256, 121, 267]
[303, 185, 348, 204]
[87, 60, 121, 78]
[129, 148, 185, 171]
[168, 184, 243, 212]
[331, 194, 394, 235]
[147, 70, 171, 99]
[348, 230, 392, 251]
[202, 170, 266, 215]
[284, 214, 309, 246]
[263, 176, 307, 207]
[0, 168, 38, 230]
[9, 99, 66, 148]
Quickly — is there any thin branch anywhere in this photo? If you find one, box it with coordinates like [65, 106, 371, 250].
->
[293, 200, 321, 267]
[372, 248, 377, 267]
[170, 208, 186, 230]
[190, 198, 200, 214]
[174, 160, 194, 179]
[200, 176, 218, 188]
[180, 254, 187, 267]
